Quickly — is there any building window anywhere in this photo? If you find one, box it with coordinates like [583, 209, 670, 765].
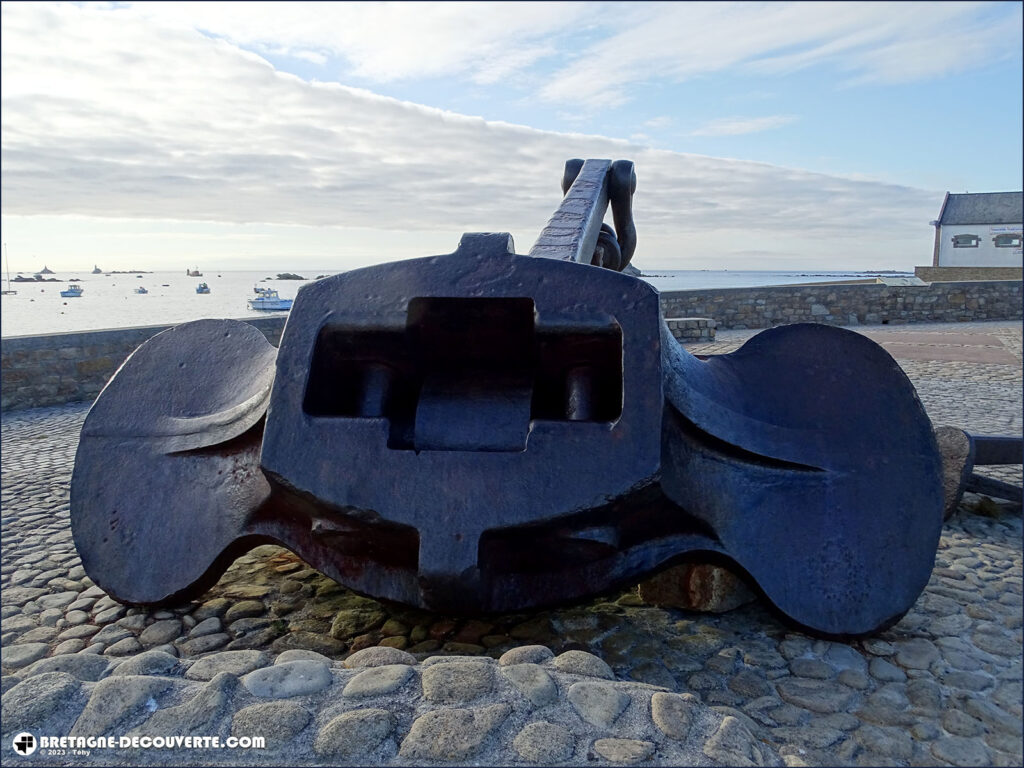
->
[951, 234, 979, 248]
[993, 233, 1022, 248]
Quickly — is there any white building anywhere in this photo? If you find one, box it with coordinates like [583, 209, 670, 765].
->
[931, 191, 1022, 268]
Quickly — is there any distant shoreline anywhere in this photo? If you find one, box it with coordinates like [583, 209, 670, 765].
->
[10, 267, 917, 277]
[638, 269, 913, 278]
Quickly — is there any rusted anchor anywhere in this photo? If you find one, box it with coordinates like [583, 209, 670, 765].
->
[71, 160, 944, 637]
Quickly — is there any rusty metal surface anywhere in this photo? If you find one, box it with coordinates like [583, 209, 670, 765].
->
[530, 159, 636, 270]
[936, 428, 1024, 508]
[660, 321, 943, 635]
[70, 160, 948, 637]
[70, 320, 277, 604]
[972, 435, 1023, 466]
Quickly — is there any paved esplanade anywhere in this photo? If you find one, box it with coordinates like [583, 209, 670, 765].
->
[2, 320, 1021, 767]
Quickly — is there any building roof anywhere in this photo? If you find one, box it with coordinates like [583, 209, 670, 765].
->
[937, 191, 1023, 226]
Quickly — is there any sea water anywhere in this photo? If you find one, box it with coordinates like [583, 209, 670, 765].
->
[0, 268, 908, 338]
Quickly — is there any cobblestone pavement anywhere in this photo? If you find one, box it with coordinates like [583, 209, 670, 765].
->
[2, 321, 1021, 767]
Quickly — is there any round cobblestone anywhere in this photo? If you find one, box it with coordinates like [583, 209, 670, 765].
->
[314, 708, 395, 758]
[0, 323, 1020, 766]
[593, 738, 655, 763]
[513, 721, 574, 762]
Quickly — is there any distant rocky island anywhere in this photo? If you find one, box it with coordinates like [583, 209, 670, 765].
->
[13, 274, 58, 283]
[266, 273, 305, 280]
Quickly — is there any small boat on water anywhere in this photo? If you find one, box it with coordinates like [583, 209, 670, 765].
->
[248, 286, 293, 311]
[2, 243, 16, 295]
[134, 286, 148, 294]
[60, 284, 84, 298]
[196, 282, 210, 294]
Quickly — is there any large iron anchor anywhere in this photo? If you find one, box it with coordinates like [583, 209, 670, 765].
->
[71, 160, 944, 637]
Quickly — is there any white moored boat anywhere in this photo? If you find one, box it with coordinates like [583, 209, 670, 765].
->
[248, 287, 293, 311]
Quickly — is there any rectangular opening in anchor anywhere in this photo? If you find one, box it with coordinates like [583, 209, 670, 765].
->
[407, 297, 536, 452]
[302, 297, 623, 452]
[302, 327, 413, 421]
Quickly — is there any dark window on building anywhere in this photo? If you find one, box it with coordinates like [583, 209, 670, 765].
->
[993, 233, 1022, 248]
[951, 234, 979, 248]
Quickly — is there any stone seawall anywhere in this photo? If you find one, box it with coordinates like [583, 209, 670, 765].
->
[915, 266, 1023, 282]
[660, 279, 1022, 331]
[1, 317, 287, 412]
[2, 280, 1021, 411]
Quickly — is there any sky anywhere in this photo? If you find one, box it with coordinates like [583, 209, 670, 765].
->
[1, 1, 1021, 274]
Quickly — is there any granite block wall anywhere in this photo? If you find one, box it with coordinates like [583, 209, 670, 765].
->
[659, 279, 1022, 331]
[914, 266, 1023, 283]
[664, 317, 716, 342]
[1, 316, 287, 412]
[2, 280, 1021, 411]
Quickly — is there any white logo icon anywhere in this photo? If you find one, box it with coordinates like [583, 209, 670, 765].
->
[13, 732, 37, 756]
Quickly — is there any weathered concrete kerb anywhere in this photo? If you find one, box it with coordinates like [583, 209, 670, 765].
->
[1, 320, 1022, 767]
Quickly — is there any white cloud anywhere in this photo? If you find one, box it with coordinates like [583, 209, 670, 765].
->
[746, 2, 1022, 86]
[643, 116, 674, 129]
[1, 3, 940, 271]
[124, 1, 592, 83]
[691, 115, 798, 137]
[76, 1, 1022, 105]
[539, 2, 1023, 104]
